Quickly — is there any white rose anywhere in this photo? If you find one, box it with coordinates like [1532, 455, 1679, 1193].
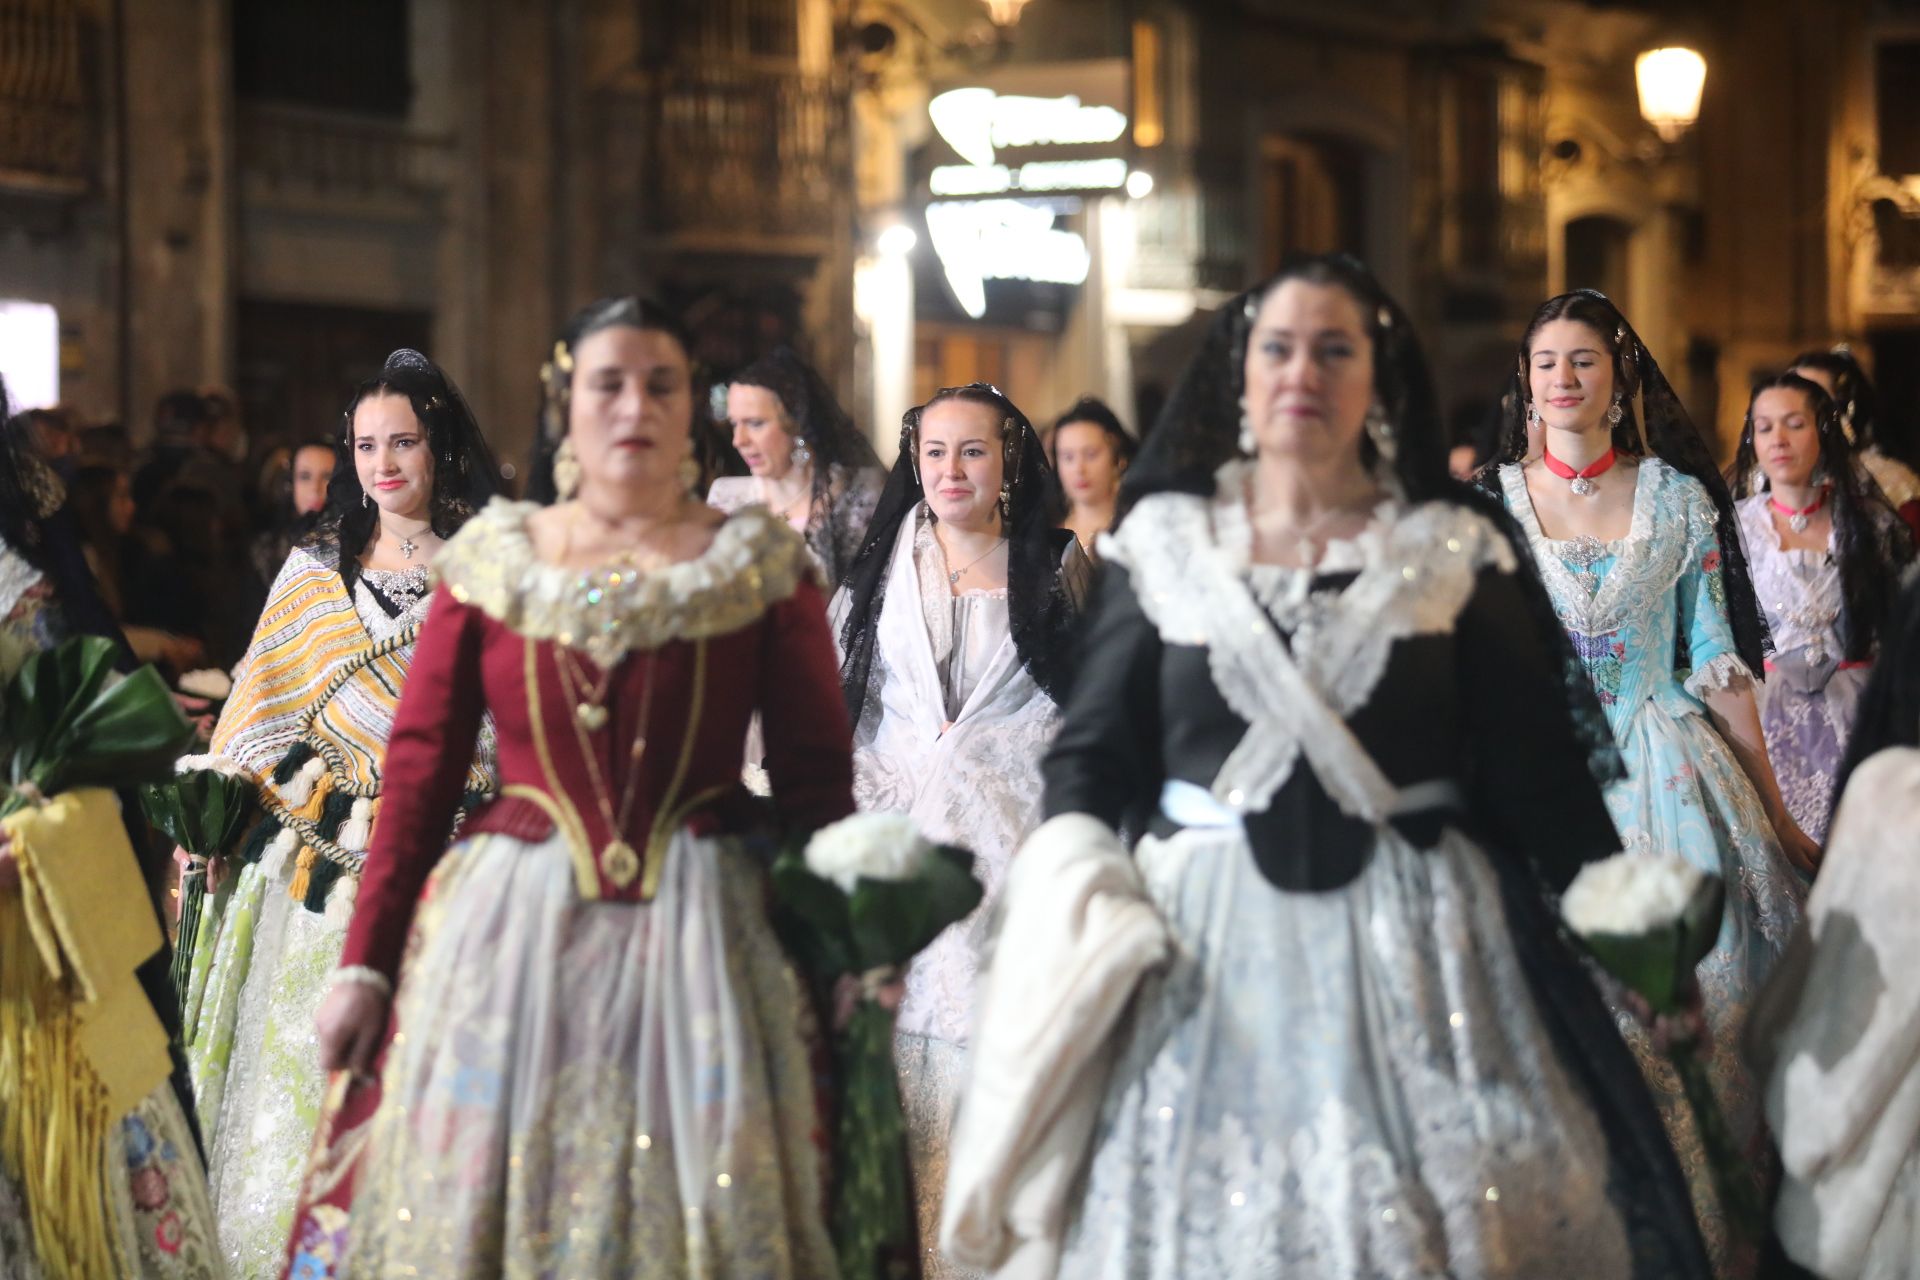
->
[173, 753, 250, 780]
[805, 812, 932, 894]
[178, 668, 233, 701]
[1562, 850, 1706, 937]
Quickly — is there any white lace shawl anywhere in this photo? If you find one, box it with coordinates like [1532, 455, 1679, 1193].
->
[1100, 462, 1516, 820]
[837, 506, 1063, 1047]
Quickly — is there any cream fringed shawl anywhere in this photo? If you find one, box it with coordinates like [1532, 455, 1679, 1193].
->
[1751, 747, 1920, 1279]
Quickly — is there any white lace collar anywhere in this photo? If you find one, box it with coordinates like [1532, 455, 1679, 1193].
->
[1104, 466, 1514, 814]
[1497, 456, 1657, 556]
[437, 498, 815, 665]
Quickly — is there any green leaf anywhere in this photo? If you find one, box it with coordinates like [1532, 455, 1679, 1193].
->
[140, 769, 252, 855]
[0, 640, 194, 818]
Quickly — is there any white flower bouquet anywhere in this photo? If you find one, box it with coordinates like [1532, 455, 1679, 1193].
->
[772, 812, 983, 1280]
[1563, 850, 1758, 1241]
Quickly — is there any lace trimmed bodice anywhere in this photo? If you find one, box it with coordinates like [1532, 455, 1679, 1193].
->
[436, 499, 815, 668]
[353, 564, 432, 643]
[1101, 461, 1516, 818]
[1499, 460, 1752, 736]
[1735, 494, 1842, 659]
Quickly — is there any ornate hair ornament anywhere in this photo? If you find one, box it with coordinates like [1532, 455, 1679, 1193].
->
[384, 348, 432, 373]
[539, 340, 575, 388]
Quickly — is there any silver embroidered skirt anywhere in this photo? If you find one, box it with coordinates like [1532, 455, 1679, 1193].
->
[1057, 824, 1633, 1280]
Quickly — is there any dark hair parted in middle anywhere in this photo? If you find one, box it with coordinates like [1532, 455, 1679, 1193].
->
[1050, 396, 1138, 469]
[307, 348, 501, 592]
[838, 382, 1081, 721]
[1729, 372, 1914, 663]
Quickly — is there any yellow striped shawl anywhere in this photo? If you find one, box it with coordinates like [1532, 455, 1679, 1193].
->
[208, 547, 494, 879]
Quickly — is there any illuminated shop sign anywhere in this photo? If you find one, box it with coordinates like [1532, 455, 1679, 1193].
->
[928, 87, 1129, 196]
[920, 60, 1129, 319]
[926, 199, 1090, 318]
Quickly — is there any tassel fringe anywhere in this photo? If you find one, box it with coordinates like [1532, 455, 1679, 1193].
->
[300, 856, 345, 915]
[320, 868, 358, 927]
[287, 844, 319, 904]
[1, 899, 122, 1280]
[315, 789, 356, 842]
[337, 798, 375, 853]
[271, 739, 316, 785]
[281, 757, 327, 812]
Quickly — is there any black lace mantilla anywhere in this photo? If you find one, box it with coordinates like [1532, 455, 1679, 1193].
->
[837, 384, 1081, 724]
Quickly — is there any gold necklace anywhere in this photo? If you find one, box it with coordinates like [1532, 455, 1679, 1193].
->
[553, 646, 658, 887]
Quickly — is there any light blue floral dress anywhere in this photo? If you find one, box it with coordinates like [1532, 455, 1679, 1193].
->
[1499, 459, 1805, 1275]
[1497, 460, 1797, 1274]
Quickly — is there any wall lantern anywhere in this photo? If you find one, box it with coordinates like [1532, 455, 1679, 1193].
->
[1635, 46, 1707, 142]
[982, 0, 1034, 26]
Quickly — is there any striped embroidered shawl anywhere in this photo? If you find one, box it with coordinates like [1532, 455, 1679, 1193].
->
[209, 546, 494, 875]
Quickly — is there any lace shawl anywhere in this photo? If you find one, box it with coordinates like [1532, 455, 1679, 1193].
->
[1103, 462, 1518, 816]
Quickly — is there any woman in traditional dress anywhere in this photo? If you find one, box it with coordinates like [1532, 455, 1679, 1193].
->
[304, 297, 854, 1278]
[1051, 396, 1136, 559]
[0, 414, 223, 1279]
[976, 253, 1709, 1279]
[708, 345, 885, 590]
[832, 382, 1088, 1275]
[176, 349, 500, 1275]
[1727, 373, 1913, 842]
[1789, 346, 1920, 544]
[1487, 290, 1812, 1275]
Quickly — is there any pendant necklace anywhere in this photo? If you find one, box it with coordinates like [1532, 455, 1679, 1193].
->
[1770, 485, 1829, 534]
[943, 536, 1007, 586]
[1541, 444, 1618, 497]
[554, 644, 658, 890]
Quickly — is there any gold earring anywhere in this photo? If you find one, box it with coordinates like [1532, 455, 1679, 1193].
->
[678, 455, 701, 492]
[553, 438, 582, 500]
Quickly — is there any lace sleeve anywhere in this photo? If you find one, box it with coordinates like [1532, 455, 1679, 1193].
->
[1674, 477, 1757, 696]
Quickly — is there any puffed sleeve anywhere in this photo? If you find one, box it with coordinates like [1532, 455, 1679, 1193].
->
[1675, 479, 1753, 697]
[1042, 563, 1165, 830]
[1456, 564, 1621, 892]
[758, 576, 857, 831]
[337, 585, 487, 981]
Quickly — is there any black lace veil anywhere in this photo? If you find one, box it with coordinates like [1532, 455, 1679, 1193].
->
[837, 383, 1079, 726]
[726, 347, 882, 584]
[1122, 253, 1623, 790]
[307, 348, 502, 590]
[1728, 373, 1915, 663]
[1489, 289, 1771, 676]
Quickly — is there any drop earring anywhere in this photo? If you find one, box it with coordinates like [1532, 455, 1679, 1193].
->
[1606, 398, 1625, 427]
[792, 436, 812, 468]
[553, 438, 582, 500]
[1364, 404, 1396, 463]
[1238, 396, 1254, 456]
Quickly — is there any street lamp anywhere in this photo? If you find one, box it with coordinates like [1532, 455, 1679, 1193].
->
[1635, 46, 1707, 143]
[982, 0, 1034, 26]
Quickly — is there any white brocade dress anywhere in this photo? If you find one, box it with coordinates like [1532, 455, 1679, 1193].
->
[833, 510, 1084, 1278]
[1735, 494, 1870, 842]
[184, 563, 442, 1276]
